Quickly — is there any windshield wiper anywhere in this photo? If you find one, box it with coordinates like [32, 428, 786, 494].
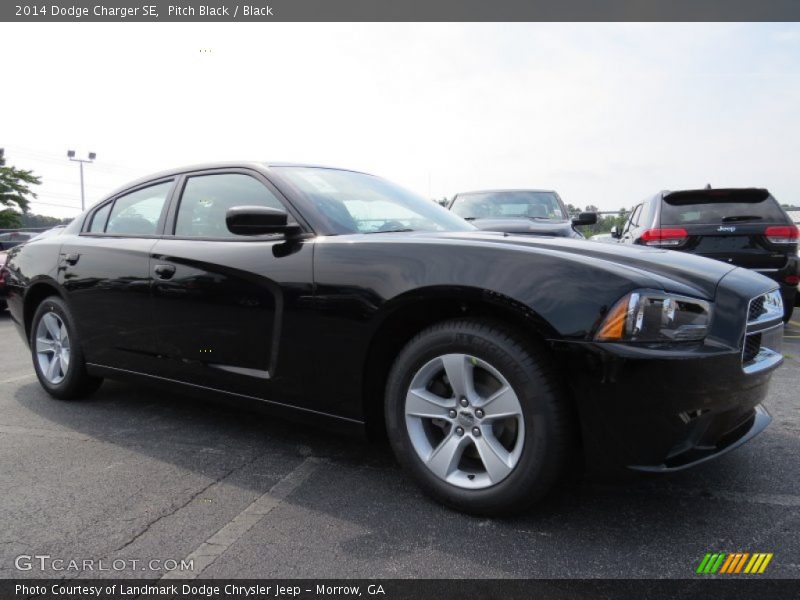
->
[365, 228, 415, 234]
[463, 217, 477, 221]
[722, 215, 763, 222]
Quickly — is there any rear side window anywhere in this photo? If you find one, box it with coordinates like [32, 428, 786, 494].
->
[638, 200, 654, 228]
[627, 204, 642, 229]
[106, 182, 172, 235]
[660, 190, 787, 226]
[88, 203, 112, 233]
[174, 173, 286, 238]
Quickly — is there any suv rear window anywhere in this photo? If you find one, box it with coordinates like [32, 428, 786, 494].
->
[660, 189, 787, 226]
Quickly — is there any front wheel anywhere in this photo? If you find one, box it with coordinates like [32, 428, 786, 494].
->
[385, 319, 571, 516]
[30, 296, 103, 400]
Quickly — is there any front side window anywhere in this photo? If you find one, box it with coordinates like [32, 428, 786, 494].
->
[106, 181, 172, 235]
[451, 191, 568, 221]
[175, 173, 286, 238]
[273, 166, 474, 235]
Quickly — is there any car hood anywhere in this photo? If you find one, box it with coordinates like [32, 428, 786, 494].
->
[468, 218, 576, 237]
[361, 230, 748, 300]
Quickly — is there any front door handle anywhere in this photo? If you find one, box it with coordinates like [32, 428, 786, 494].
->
[154, 264, 176, 279]
[63, 253, 80, 265]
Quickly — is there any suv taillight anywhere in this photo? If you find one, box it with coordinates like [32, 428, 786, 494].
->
[640, 228, 688, 247]
[764, 225, 799, 244]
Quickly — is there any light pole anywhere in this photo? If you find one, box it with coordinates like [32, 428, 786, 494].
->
[67, 150, 96, 211]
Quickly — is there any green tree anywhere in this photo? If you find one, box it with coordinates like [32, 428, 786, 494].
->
[0, 162, 40, 228]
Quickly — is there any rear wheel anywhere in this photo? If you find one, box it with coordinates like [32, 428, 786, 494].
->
[30, 296, 103, 400]
[785, 289, 797, 323]
[385, 319, 570, 516]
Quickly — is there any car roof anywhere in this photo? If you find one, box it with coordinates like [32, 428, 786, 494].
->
[660, 187, 770, 200]
[103, 161, 375, 200]
[455, 189, 557, 196]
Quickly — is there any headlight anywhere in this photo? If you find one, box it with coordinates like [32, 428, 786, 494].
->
[595, 291, 712, 342]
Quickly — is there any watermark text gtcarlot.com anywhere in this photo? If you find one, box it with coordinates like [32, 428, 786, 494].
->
[15, 554, 194, 572]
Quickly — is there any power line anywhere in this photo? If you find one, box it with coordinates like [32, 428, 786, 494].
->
[27, 200, 82, 210]
[31, 194, 82, 203]
[7, 146, 144, 174]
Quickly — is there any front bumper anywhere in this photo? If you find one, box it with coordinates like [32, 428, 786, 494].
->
[554, 340, 779, 473]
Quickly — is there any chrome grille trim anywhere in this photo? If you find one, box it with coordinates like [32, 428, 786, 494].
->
[746, 289, 784, 332]
[742, 290, 784, 374]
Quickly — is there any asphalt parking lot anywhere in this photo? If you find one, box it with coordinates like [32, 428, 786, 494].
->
[1, 308, 798, 580]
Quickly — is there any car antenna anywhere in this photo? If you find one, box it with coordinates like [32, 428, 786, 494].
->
[705, 183, 712, 189]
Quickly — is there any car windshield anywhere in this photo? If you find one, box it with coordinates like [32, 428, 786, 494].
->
[451, 191, 568, 221]
[273, 167, 474, 235]
[661, 190, 787, 225]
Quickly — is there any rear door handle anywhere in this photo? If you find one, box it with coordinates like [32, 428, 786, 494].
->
[154, 264, 176, 279]
[62, 253, 80, 265]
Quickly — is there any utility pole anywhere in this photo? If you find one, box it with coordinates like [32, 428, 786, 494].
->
[67, 150, 96, 211]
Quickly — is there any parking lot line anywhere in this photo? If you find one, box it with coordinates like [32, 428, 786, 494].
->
[0, 373, 35, 385]
[0, 424, 97, 442]
[161, 457, 319, 580]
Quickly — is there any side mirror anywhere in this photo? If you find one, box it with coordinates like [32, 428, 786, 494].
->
[610, 225, 621, 239]
[226, 206, 300, 236]
[572, 211, 598, 227]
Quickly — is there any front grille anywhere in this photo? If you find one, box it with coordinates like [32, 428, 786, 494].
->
[748, 296, 765, 322]
[742, 333, 761, 363]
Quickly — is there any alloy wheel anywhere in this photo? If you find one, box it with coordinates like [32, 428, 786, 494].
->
[404, 353, 525, 489]
[35, 312, 71, 385]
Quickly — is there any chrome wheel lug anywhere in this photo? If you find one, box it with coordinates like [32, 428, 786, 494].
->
[455, 426, 464, 437]
[459, 397, 469, 407]
[475, 408, 484, 418]
[448, 409, 457, 419]
[472, 427, 481, 437]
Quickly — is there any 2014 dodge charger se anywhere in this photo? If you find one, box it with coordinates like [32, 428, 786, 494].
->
[4, 163, 785, 515]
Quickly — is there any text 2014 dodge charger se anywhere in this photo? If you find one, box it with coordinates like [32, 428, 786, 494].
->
[4, 163, 785, 515]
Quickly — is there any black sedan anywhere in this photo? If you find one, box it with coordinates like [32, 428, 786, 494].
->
[449, 189, 597, 237]
[4, 163, 785, 515]
[0, 230, 37, 250]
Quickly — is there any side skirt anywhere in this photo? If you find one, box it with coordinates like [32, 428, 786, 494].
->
[85, 362, 366, 436]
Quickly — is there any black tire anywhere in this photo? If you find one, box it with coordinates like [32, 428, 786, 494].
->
[784, 290, 797, 322]
[30, 296, 103, 400]
[385, 319, 571, 516]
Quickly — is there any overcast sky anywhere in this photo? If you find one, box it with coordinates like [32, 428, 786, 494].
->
[2, 22, 799, 219]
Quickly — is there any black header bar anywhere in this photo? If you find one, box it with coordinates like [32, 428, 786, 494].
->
[4, 0, 800, 22]
[3, 579, 799, 600]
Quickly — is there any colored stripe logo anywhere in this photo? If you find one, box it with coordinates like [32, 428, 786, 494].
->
[696, 552, 773, 574]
